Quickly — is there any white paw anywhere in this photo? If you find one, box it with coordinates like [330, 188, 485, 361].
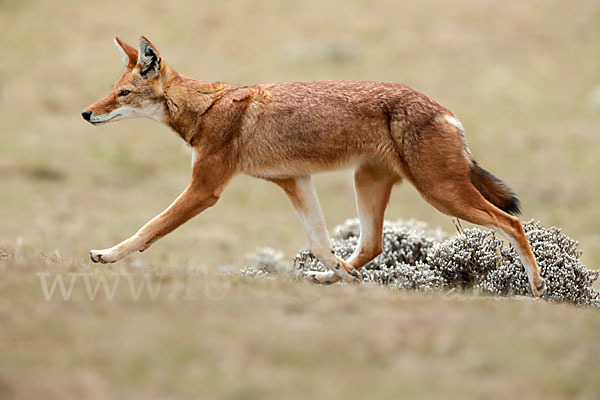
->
[343, 267, 363, 283]
[532, 278, 547, 297]
[331, 262, 362, 284]
[304, 271, 342, 285]
[89, 249, 118, 264]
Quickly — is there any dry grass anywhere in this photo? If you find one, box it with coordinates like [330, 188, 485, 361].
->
[2, 252, 600, 400]
[1, 0, 600, 398]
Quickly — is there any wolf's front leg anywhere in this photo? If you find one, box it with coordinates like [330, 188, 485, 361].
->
[90, 240, 137, 264]
[270, 176, 362, 284]
[90, 160, 233, 264]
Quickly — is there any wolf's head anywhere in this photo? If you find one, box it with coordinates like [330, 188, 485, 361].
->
[82, 37, 170, 125]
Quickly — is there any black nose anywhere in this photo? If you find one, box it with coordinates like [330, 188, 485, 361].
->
[81, 110, 92, 121]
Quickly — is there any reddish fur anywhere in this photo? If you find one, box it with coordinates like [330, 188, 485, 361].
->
[83, 37, 545, 295]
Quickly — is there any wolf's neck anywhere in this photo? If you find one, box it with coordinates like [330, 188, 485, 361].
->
[163, 73, 230, 144]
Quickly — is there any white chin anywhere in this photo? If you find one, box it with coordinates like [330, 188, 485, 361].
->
[90, 117, 117, 125]
[90, 112, 125, 125]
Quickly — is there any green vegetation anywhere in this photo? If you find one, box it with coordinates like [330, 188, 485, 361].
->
[1, 0, 599, 398]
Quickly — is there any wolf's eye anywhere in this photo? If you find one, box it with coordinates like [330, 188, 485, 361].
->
[119, 89, 131, 97]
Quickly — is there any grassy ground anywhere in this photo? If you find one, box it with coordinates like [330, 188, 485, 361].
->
[1, 0, 599, 398]
[2, 252, 600, 400]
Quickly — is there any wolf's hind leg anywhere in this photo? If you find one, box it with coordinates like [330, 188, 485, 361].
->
[347, 164, 400, 269]
[413, 174, 546, 297]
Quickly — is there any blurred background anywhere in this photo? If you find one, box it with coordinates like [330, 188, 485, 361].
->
[1, 0, 599, 268]
[1, 1, 600, 399]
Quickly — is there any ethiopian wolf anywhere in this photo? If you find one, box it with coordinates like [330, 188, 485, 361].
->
[82, 37, 546, 296]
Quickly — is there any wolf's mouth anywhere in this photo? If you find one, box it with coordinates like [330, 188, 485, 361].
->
[90, 113, 122, 125]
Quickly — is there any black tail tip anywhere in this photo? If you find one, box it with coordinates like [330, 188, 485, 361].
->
[503, 194, 521, 216]
[469, 161, 522, 216]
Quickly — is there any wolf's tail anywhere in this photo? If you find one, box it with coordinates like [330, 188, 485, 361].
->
[469, 160, 521, 216]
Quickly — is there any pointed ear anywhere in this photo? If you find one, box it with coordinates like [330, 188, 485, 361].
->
[114, 37, 138, 68]
[138, 36, 163, 79]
